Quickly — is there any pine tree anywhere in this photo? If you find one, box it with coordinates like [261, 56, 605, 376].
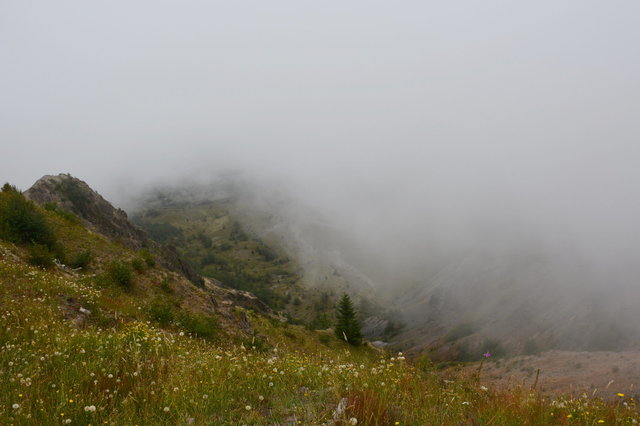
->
[334, 293, 363, 346]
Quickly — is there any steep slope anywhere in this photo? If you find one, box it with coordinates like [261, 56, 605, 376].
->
[391, 244, 640, 360]
[25, 174, 201, 284]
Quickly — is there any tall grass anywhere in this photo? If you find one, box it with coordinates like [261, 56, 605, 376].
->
[1, 253, 637, 425]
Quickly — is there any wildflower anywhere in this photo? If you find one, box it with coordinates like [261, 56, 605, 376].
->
[598, 421, 604, 424]
[202, 394, 208, 399]
[259, 395, 264, 401]
[349, 418, 358, 425]
[462, 401, 470, 405]
[84, 405, 96, 412]
[12, 403, 20, 409]
[484, 352, 491, 358]
[245, 405, 252, 411]
[65, 419, 72, 424]
[480, 386, 488, 391]
[618, 393, 625, 397]
[269, 382, 274, 387]
[163, 407, 170, 412]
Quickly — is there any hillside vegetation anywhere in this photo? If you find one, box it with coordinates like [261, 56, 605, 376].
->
[0, 182, 638, 424]
[131, 197, 402, 338]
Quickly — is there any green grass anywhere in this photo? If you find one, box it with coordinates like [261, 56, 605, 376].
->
[1, 250, 638, 425]
[0, 198, 637, 424]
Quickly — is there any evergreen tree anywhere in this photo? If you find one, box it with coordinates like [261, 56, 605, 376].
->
[334, 293, 363, 346]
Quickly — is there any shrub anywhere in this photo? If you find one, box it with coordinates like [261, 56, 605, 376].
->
[0, 185, 57, 250]
[179, 312, 218, 340]
[255, 243, 277, 262]
[108, 261, 133, 290]
[139, 248, 156, 267]
[27, 243, 55, 268]
[131, 257, 146, 272]
[159, 277, 174, 293]
[242, 335, 270, 352]
[149, 299, 174, 326]
[229, 222, 248, 241]
[68, 250, 92, 269]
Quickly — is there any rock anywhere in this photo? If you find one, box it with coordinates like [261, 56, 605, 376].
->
[25, 174, 202, 285]
[25, 174, 147, 249]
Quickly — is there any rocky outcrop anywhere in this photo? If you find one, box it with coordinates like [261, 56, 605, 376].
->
[25, 174, 146, 248]
[25, 174, 201, 285]
[204, 278, 273, 316]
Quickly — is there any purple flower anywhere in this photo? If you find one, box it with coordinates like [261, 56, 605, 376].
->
[483, 352, 491, 358]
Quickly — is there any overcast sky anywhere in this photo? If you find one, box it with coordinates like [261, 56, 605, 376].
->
[2, 1, 640, 275]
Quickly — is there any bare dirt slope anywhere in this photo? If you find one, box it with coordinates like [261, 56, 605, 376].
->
[467, 350, 640, 400]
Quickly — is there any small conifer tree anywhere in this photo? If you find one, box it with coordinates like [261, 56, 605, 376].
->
[334, 293, 363, 346]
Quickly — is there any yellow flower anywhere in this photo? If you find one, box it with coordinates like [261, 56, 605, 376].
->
[598, 421, 605, 424]
[567, 414, 572, 418]
[618, 393, 625, 397]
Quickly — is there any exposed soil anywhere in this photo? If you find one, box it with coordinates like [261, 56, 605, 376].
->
[464, 350, 640, 400]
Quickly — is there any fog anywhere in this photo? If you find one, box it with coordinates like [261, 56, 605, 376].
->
[2, 1, 640, 348]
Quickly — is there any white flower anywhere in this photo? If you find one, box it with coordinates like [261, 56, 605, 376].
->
[163, 406, 170, 412]
[84, 405, 96, 412]
[202, 394, 208, 399]
[12, 403, 19, 409]
[108, 374, 113, 379]
[349, 418, 358, 425]
[269, 382, 274, 387]
[179, 332, 184, 336]
[64, 419, 72, 424]
[259, 395, 264, 401]
[480, 386, 488, 391]
[245, 405, 252, 411]
[462, 401, 470, 405]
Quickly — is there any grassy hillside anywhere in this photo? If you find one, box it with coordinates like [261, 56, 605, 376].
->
[132, 199, 378, 331]
[1, 185, 638, 424]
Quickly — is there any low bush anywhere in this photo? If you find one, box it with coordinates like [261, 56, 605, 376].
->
[0, 184, 58, 251]
[139, 248, 156, 267]
[68, 250, 92, 269]
[149, 299, 175, 326]
[27, 243, 55, 268]
[179, 312, 218, 340]
[131, 257, 146, 272]
[108, 261, 133, 290]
